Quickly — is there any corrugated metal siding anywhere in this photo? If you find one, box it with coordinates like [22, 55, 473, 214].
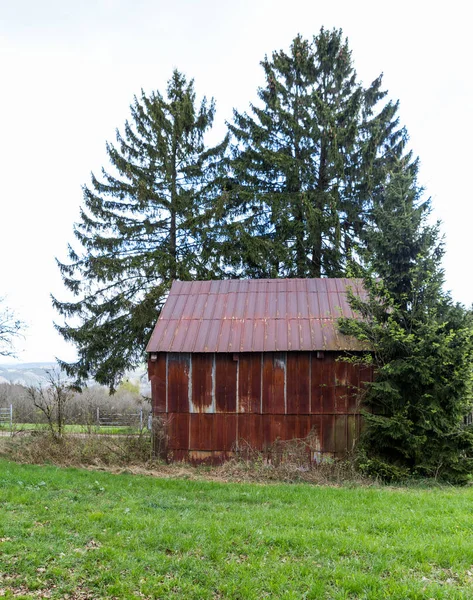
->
[147, 278, 367, 353]
[149, 351, 372, 460]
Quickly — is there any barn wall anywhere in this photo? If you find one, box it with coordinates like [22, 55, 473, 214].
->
[148, 351, 372, 461]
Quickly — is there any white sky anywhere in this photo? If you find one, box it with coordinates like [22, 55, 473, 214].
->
[0, 0, 471, 364]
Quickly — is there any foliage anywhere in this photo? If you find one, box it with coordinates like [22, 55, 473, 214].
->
[53, 70, 227, 390]
[339, 157, 473, 483]
[25, 371, 74, 440]
[0, 297, 25, 357]
[219, 28, 405, 278]
[117, 378, 140, 396]
[3, 461, 473, 598]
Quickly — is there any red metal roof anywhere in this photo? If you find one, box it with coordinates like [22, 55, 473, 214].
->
[146, 278, 367, 353]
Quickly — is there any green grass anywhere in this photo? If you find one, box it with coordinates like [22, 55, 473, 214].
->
[0, 423, 140, 435]
[1, 460, 473, 599]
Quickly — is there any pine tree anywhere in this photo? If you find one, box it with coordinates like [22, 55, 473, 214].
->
[220, 28, 405, 278]
[339, 157, 473, 483]
[53, 70, 227, 389]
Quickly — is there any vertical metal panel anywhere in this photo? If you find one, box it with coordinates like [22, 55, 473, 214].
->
[238, 353, 261, 413]
[335, 360, 347, 386]
[215, 354, 237, 412]
[286, 352, 310, 414]
[311, 354, 334, 389]
[346, 360, 359, 385]
[217, 320, 233, 353]
[223, 292, 238, 318]
[190, 414, 214, 451]
[202, 292, 218, 319]
[253, 290, 266, 318]
[276, 319, 288, 351]
[296, 289, 310, 318]
[262, 353, 286, 414]
[310, 318, 325, 350]
[214, 414, 237, 451]
[277, 290, 287, 318]
[335, 386, 348, 414]
[267, 291, 278, 318]
[233, 291, 247, 319]
[288, 319, 300, 351]
[347, 385, 359, 414]
[229, 321, 243, 354]
[204, 317, 221, 352]
[347, 415, 357, 453]
[285, 415, 311, 440]
[322, 387, 336, 413]
[321, 414, 335, 453]
[167, 353, 190, 413]
[307, 293, 320, 318]
[237, 414, 263, 449]
[334, 415, 348, 455]
[181, 318, 201, 353]
[359, 364, 374, 386]
[167, 413, 189, 450]
[191, 354, 213, 413]
[148, 355, 166, 413]
[299, 319, 312, 350]
[242, 319, 254, 352]
[263, 414, 287, 448]
[309, 416, 323, 453]
[269, 414, 286, 445]
[265, 319, 278, 352]
[158, 291, 178, 320]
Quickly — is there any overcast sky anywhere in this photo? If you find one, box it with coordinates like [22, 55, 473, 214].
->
[0, 0, 471, 364]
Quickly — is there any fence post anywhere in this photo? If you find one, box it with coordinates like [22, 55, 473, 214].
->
[140, 408, 143, 430]
[10, 404, 13, 434]
[97, 407, 100, 425]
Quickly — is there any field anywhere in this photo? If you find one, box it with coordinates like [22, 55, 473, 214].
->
[1, 460, 473, 599]
[0, 423, 141, 436]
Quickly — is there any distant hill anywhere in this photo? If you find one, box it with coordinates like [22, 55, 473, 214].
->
[0, 362, 61, 387]
[0, 362, 150, 395]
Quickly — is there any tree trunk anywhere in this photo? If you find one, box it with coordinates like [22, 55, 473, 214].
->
[170, 129, 178, 280]
[311, 136, 328, 278]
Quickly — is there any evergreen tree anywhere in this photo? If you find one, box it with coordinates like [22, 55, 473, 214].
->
[339, 157, 473, 483]
[220, 28, 404, 278]
[53, 70, 227, 389]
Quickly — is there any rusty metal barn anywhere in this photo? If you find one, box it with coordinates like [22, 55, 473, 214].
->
[147, 278, 372, 462]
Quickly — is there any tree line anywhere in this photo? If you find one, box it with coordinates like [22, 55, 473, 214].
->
[53, 27, 473, 482]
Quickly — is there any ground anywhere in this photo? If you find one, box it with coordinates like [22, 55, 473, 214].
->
[1, 460, 473, 599]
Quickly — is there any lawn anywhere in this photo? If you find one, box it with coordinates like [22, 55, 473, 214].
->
[1, 460, 473, 599]
[0, 423, 141, 436]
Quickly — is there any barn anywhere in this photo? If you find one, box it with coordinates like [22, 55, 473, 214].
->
[146, 278, 372, 462]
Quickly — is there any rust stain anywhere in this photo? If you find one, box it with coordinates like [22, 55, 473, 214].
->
[151, 338, 372, 459]
[146, 278, 367, 354]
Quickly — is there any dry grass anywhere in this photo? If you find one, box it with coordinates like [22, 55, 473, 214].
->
[0, 430, 153, 468]
[0, 430, 370, 487]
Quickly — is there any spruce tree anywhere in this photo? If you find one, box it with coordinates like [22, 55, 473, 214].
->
[339, 157, 473, 483]
[220, 28, 405, 278]
[53, 70, 227, 389]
